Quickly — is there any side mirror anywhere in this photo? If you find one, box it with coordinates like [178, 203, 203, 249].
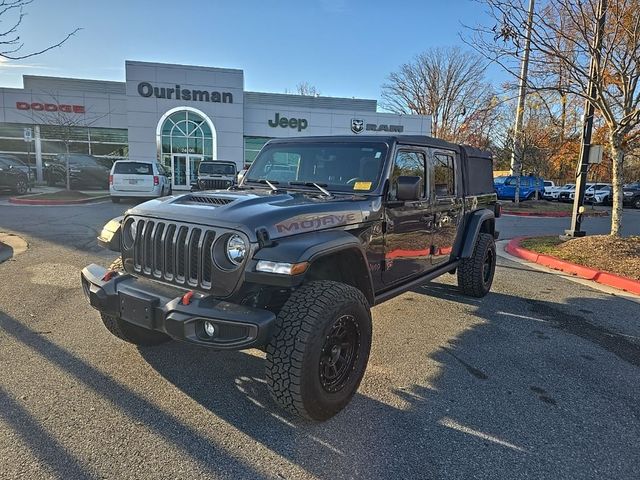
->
[396, 176, 422, 201]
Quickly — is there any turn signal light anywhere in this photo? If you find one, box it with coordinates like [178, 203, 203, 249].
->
[255, 260, 309, 275]
[153, 175, 159, 186]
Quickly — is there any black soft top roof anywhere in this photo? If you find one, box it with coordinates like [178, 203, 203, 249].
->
[265, 135, 494, 195]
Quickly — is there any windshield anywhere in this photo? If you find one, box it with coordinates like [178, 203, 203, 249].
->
[245, 142, 388, 193]
[199, 163, 236, 175]
[494, 176, 507, 185]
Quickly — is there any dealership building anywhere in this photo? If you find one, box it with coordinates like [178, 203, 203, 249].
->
[0, 60, 432, 190]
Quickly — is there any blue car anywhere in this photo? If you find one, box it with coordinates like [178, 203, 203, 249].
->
[494, 175, 545, 201]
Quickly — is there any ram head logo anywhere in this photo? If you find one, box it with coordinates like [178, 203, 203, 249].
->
[351, 118, 364, 134]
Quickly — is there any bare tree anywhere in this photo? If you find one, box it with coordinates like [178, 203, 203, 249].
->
[293, 81, 321, 96]
[26, 93, 108, 190]
[467, 0, 640, 236]
[0, 0, 79, 60]
[381, 47, 501, 145]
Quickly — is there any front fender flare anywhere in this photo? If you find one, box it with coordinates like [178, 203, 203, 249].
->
[248, 230, 375, 305]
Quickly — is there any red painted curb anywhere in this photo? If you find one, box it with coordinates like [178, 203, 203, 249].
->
[502, 210, 608, 218]
[506, 237, 640, 295]
[8, 195, 109, 205]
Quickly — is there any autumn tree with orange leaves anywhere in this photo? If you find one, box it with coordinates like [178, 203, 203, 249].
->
[469, 0, 640, 236]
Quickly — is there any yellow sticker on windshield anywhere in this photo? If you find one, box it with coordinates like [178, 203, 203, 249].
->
[353, 181, 372, 190]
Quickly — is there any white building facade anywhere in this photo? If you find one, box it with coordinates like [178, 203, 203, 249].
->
[0, 61, 431, 190]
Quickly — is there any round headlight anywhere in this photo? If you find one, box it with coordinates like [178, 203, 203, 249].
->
[122, 218, 137, 249]
[226, 234, 247, 265]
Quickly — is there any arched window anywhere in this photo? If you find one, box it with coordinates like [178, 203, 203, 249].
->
[159, 109, 215, 158]
[156, 107, 217, 188]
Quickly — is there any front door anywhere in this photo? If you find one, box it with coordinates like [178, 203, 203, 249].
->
[171, 154, 202, 190]
[382, 150, 432, 286]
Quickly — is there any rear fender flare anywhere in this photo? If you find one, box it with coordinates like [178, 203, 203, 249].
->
[459, 209, 495, 259]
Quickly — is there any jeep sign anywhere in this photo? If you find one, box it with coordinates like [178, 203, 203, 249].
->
[268, 113, 308, 132]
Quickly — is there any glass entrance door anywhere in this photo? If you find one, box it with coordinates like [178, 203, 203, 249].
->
[171, 154, 203, 190]
[188, 155, 202, 188]
[171, 155, 188, 189]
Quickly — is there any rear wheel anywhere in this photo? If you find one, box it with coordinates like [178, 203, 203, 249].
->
[99, 257, 169, 346]
[457, 233, 496, 298]
[635, 198, 640, 209]
[111, 196, 121, 203]
[266, 281, 372, 421]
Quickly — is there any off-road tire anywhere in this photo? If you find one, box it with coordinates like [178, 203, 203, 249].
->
[457, 232, 496, 298]
[99, 257, 169, 346]
[265, 281, 372, 421]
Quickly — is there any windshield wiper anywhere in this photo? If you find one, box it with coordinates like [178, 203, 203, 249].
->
[289, 181, 332, 198]
[246, 179, 280, 192]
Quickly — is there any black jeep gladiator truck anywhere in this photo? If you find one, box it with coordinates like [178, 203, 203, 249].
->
[81, 135, 499, 421]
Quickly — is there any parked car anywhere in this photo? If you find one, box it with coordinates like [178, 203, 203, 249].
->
[44, 154, 112, 189]
[558, 183, 584, 202]
[623, 182, 640, 209]
[0, 156, 29, 194]
[550, 183, 574, 201]
[584, 183, 612, 205]
[190, 160, 237, 191]
[494, 175, 545, 201]
[542, 180, 555, 199]
[109, 161, 170, 203]
[82, 135, 500, 421]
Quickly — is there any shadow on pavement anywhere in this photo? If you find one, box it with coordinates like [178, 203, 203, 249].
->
[0, 310, 265, 480]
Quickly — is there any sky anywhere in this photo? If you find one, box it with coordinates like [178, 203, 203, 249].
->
[0, 0, 503, 103]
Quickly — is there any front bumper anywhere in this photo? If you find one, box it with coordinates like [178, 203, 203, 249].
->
[80, 263, 276, 349]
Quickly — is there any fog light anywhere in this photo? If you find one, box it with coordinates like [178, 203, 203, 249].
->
[204, 321, 216, 337]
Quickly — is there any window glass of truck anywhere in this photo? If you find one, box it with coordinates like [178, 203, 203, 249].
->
[433, 152, 455, 196]
[247, 142, 388, 192]
[389, 151, 426, 199]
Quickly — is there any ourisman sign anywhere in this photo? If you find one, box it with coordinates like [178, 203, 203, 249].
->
[137, 81, 233, 103]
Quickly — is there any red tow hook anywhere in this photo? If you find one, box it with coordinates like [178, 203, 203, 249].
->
[102, 270, 117, 282]
[181, 290, 194, 305]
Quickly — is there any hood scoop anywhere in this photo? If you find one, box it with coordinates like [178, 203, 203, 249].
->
[178, 194, 237, 206]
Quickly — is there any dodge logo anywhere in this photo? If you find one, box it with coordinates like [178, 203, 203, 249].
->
[351, 118, 364, 134]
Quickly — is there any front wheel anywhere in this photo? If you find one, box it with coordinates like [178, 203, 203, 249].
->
[457, 233, 496, 298]
[266, 281, 372, 421]
[13, 178, 28, 195]
[635, 198, 640, 209]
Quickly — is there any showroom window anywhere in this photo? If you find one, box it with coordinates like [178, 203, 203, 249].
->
[0, 122, 128, 167]
[244, 136, 271, 166]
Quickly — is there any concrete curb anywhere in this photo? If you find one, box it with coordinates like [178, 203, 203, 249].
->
[506, 236, 640, 296]
[8, 195, 110, 205]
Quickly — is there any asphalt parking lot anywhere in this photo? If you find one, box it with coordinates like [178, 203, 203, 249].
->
[1, 198, 639, 479]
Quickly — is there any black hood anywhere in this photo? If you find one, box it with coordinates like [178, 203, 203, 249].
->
[126, 189, 382, 242]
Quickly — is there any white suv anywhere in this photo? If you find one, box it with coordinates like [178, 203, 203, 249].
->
[109, 161, 170, 203]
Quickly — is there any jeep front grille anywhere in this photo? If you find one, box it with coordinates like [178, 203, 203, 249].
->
[199, 179, 233, 190]
[132, 219, 216, 290]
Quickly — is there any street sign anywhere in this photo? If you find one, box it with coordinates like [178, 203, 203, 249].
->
[23, 127, 33, 142]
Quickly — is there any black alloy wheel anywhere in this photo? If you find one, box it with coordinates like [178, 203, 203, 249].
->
[319, 314, 361, 393]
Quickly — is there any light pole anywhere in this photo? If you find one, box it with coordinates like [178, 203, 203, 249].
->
[510, 0, 535, 207]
